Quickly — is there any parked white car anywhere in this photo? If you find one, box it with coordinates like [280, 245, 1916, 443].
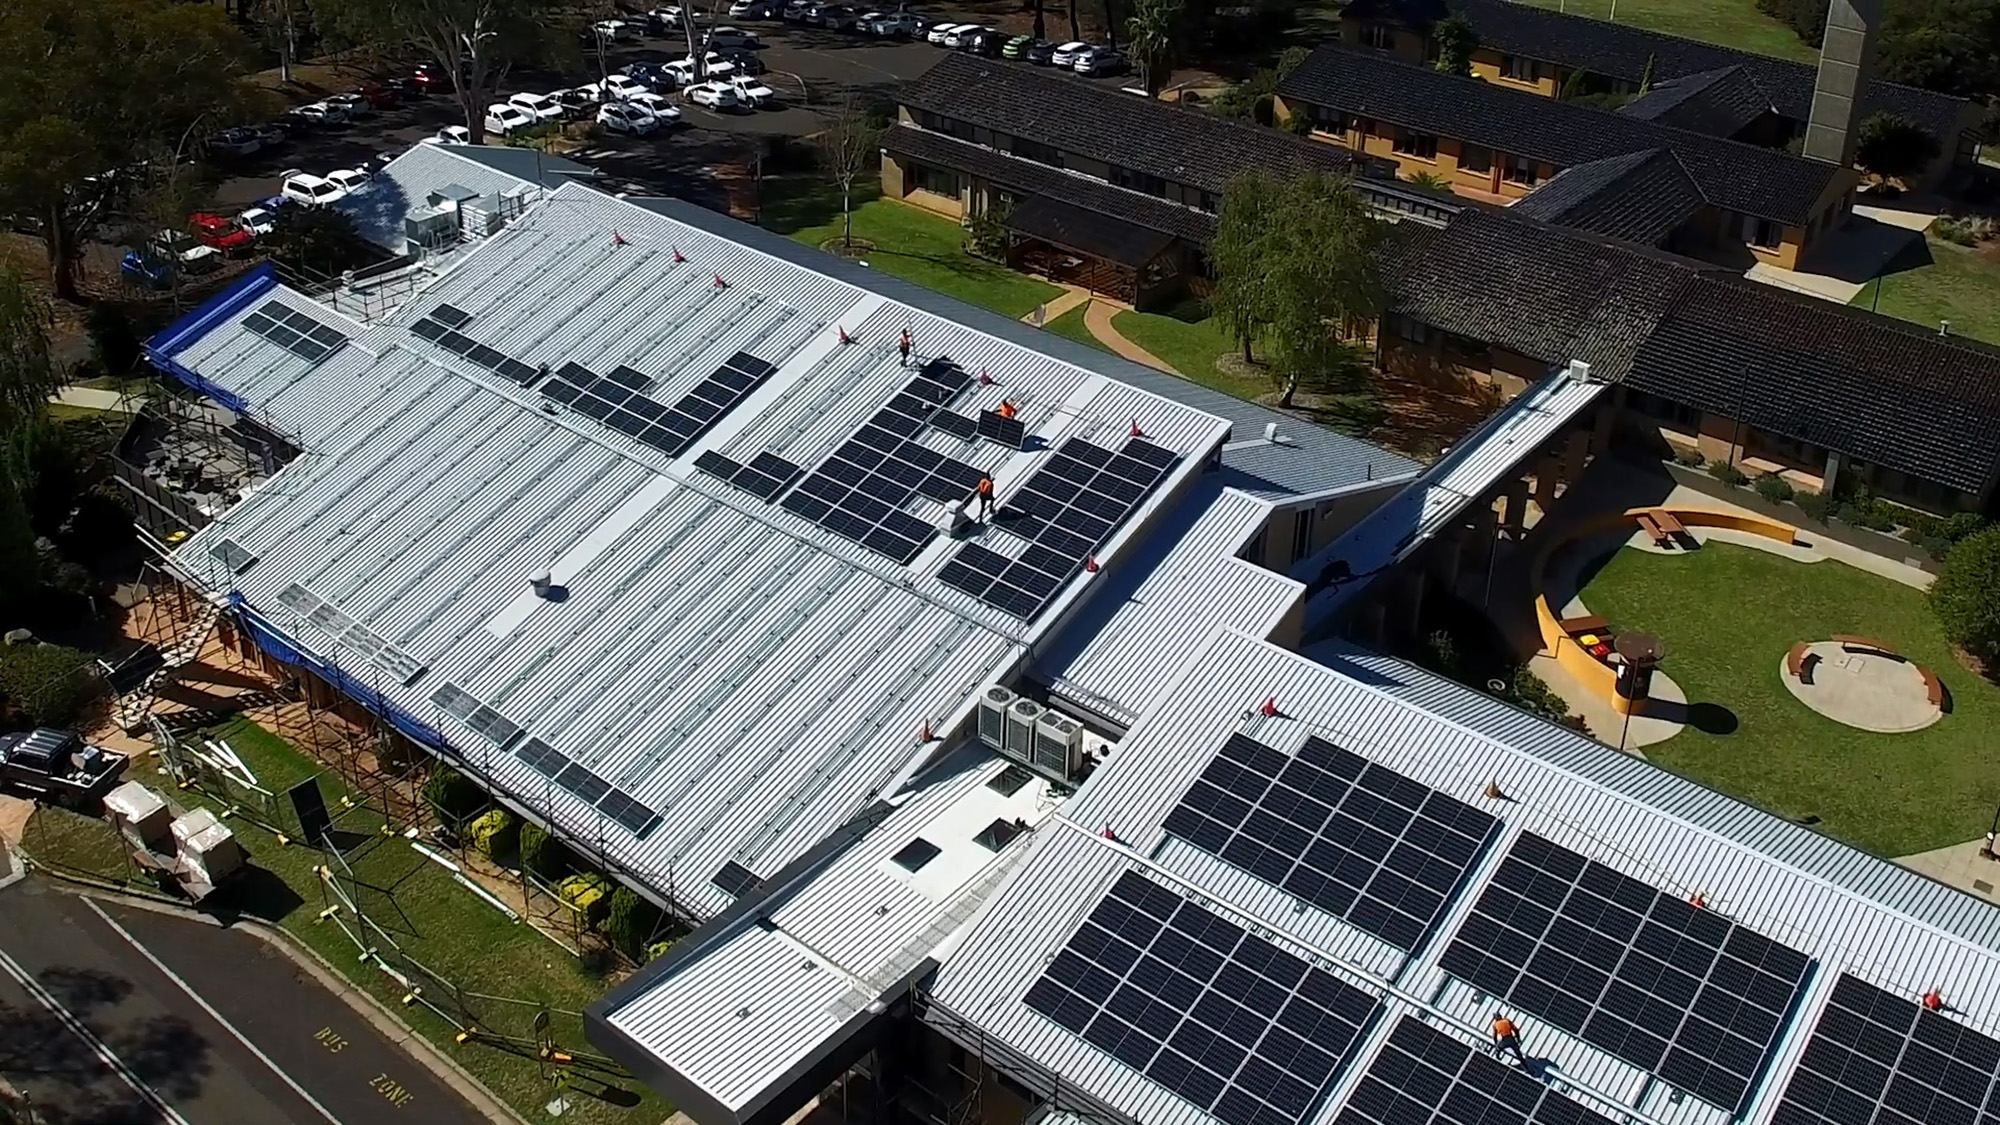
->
[238, 204, 281, 237]
[581, 74, 652, 102]
[422, 124, 473, 145]
[685, 80, 743, 110]
[1051, 40, 1091, 66]
[280, 171, 346, 206]
[706, 25, 761, 47]
[941, 24, 981, 47]
[927, 21, 971, 43]
[596, 102, 660, 135]
[729, 74, 776, 107]
[325, 91, 373, 119]
[726, 0, 761, 15]
[290, 100, 351, 125]
[592, 18, 640, 40]
[866, 10, 920, 35]
[1073, 46, 1127, 75]
[627, 91, 684, 122]
[484, 102, 537, 136]
[650, 6, 685, 26]
[325, 168, 372, 195]
[508, 91, 565, 123]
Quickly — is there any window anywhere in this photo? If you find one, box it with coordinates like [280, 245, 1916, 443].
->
[1750, 216, 1783, 249]
[1111, 165, 1168, 197]
[1392, 313, 1431, 344]
[1362, 23, 1395, 49]
[974, 818, 1026, 852]
[1008, 135, 1065, 168]
[1502, 154, 1540, 185]
[1392, 129, 1438, 159]
[1195, 189, 1220, 212]
[891, 838, 941, 872]
[909, 162, 961, 198]
[988, 764, 1034, 796]
[916, 109, 972, 140]
[1291, 508, 1313, 562]
[1500, 55, 1539, 82]
[1458, 143, 1493, 174]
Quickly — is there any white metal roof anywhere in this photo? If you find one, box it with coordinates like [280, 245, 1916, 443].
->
[333, 142, 591, 254]
[160, 184, 1247, 916]
[930, 629, 2000, 1125]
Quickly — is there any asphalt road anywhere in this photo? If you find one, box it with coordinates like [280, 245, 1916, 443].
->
[0, 876, 490, 1125]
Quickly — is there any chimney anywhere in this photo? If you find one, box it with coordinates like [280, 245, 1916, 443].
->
[1802, 0, 1882, 166]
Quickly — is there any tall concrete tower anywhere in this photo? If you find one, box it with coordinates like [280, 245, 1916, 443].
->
[1802, 0, 1883, 165]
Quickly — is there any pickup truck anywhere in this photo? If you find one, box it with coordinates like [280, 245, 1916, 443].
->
[0, 728, 128, 806]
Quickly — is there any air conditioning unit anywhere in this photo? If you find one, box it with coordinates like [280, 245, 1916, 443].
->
[1003, 698, 1042, 761]
[1033, 710, 1084, 778]
[403, 204, 458, 251]
[977, 686, 1014, 749]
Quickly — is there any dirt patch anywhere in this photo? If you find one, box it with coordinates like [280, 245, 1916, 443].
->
[817, 236, 877, 259]
[1364, 360, 1504, 460]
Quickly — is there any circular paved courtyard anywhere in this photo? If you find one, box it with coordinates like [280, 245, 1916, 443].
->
[1778, 642, 1942, 733]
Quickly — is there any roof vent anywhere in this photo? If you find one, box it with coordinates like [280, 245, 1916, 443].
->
[1565, 359, 1596, 384]
[529, 569, 553, 597]
[1263, 422, 1279, 442]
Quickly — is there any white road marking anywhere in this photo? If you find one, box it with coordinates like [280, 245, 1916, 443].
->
[83, 898, 346, 1125]
[0, 939, 195, 1125]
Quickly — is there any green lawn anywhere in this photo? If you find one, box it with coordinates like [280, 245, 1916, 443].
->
[25, 716, 664, 1125]
[1581, 543, 2000, 857]
[1853, 238, 2000, 346]
[1041, 304, 1107, 351]
[782, 199, 1062, 319]
[1112, 308, 1273, 401]
[1518, 0, 1815, 61]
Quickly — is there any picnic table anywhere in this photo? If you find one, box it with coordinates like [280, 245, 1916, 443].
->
[1560, 614, 1609, 637]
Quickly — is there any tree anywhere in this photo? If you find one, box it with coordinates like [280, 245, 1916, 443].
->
[1067, 0, 1080, 39]
[815, 94, 881, 250]
[1210, 170, 1388, 407]
[1638, 52, 1658, 92]
[1407, 170, 1452, 191]
[0, 0, 258, 301]
[0, 264, 60, 598]
[1877, 0, 2000, 98]
[309, 0, 567, 144]
[1854, 112, 1942, 183]
[1127, 0, 1186, 97]
[1932, 525, 2000, 662]
[1032, 0, 1047, 39]
[1558, 67, 1591, 101]
[1431, 14, 1478, 77]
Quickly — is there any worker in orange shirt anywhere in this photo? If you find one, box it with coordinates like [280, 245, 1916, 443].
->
[1491, 1012, 1526, 1064]
[898, 328, 912, 367]
[975, 475, 995, 520]
[998, 400, 1017, 421]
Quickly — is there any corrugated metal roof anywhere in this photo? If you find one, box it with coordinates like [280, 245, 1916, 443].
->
[158, 183, 1260, 917]
[931, 630, 2000, 1125]
[334, 143, 577, 253]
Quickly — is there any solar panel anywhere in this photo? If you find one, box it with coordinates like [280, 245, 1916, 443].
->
[939, 437, 1178, 619]
[277, 583, 318, 613]
[516, 737, 569, 779]
[465, 705, 520, 745]
[556, 763, 612, 804]
[429, 304, 472, 328]
[497, 358, 541, 385]
[978, 409, 1027, 448]
[932, 411, 979, 441]
[208, 538, 256, 574]
[1162, 734, 1494, 951]
[245, 300, 346, 364]
[1024, 871, 1379, 1125]
[596, 788, 662, 837]
[1439, 833, 1812, 1112]
[1335, 1017, 1620, 1125]
[1774, 974, 2000, 1125]
[713, 861, 761, 898]
[606, 365, 653, 393]
[430, 683, 478, 720]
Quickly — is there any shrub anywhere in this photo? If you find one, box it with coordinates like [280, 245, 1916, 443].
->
[468, 808, 519, 860]
[646, 938, 677, 963]
[422, 766, 486, 826]
[0, 643, 98, 727]
[1670, 445, 1705, 468]
[519, 820, 553, 877]
[1708, 461, 1748, 487]
[1931, 526, 2000, 661]
[1753, 474, 1795, 504]
[1507, 667, 1579, 728]
[558, 872, 614, 924]
[603, 886, 662, 957]
[1793, 490, 1832, 523]
[1936, 216, 1981, 246]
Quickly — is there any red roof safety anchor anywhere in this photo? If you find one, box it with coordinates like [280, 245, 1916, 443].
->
[977, 369, 994, 385]
[1129, 419, 1146, 439]
[1924, 989, 1945, 1011]
[612, 231, 627, 246]
[1084, 556, 1100, 573]
[672, 246, 685, 263]
[1101, 826, 1120, 842]
[1689, 892, 1707, 909]
[1260, 697, 1279, 718]
[838, 326, 851, 345]
[713, 274, 728, 288]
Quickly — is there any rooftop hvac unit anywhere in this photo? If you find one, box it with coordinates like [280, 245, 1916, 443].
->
[403, 204, 458, 250]
[1003, 698, 1042, 761]
[977, 686, 1014, 749]
[1033, 710, 1085, 778]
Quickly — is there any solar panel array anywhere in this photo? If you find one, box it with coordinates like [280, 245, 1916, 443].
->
[1336, 1017, 1619, 1125]
[542, 352, 777, 456]
[1440, 832, 1812, 1112]
[243, 300, 348, 363]
[1024, 871, 1380, 1125]
[1775, 974, 2000, 1125]
[431, 682, 523, 746]
[695, 450, 804, 502]
[273, 583, 426, 684]
[409, 303, 542, 385]
[712, 861, 761, 899]
[778, 359, 986, 564]
[977, 409, 1026, 448]
[938, 437, 1178, 619]
[509, 735, 662, 838]
[208, 538, 257, 574]
[1162, 734, 1496, 952]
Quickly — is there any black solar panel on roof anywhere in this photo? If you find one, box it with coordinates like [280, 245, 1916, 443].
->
[606, 364, 654, 393]
[712, 861, 761, 898]
[932, 411, 979, 441]
[429, 304, 472, 328]
[1333, 1017, 1620, 1125]
[1774, 974, 2000, 1125]
[208, 538, 256, 574]
[555, 763, 612, 805]
[778, 391, 992, 563]
[465, 343, 506, 369]
[430, 683, 477, 719]
[437, 331, 475, 355]
[556, 362, 597, 387]
[497, 358, 541, 385]
[1439, 833, 1812, 1112]
[696, 450, 743, 480]
[465, 706, 520, 745]
[1025, 870, 1379, 1125]
[244, 302, 346, 364]
[977, 410, 1027, 449]
[596, 788, 662, 837]
[516, 737, 568, 779]
[410, 318, 449, 342]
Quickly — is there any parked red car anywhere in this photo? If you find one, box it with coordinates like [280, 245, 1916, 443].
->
[356, 81, 403, 109]
[188, 212, 255, 253]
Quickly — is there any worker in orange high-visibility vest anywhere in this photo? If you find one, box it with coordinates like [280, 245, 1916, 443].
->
[1491, 1013, 1526, 1064]
[898, 328, 913, 367]
[975, 475, 995, 520]
[998, 400, 1017, 421]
